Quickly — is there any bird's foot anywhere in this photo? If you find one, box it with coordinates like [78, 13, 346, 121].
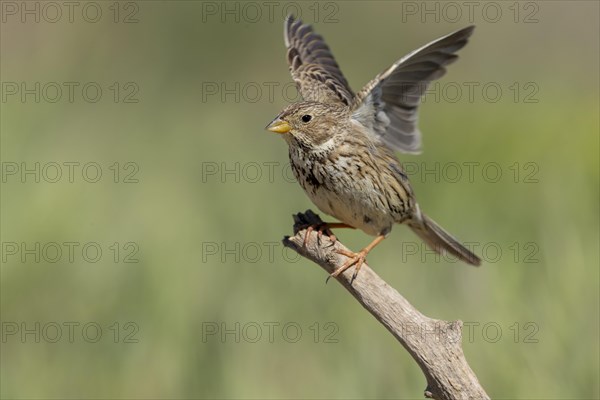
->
[301, 222, 355, 247]
[327, 248, 368, 284]
[302, 222, 336, 247]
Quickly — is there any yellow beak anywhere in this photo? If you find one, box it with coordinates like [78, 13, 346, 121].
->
[266, 118, 291, 134]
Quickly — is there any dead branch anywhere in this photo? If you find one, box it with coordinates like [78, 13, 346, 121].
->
[282, 210, 489, 400]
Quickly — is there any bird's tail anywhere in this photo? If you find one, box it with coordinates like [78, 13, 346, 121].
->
[409, 209, 481, 266]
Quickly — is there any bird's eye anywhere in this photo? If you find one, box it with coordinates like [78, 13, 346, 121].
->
[301, 115, 312, 123]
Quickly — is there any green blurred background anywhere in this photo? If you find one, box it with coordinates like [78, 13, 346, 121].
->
[1, 1, 598, 399]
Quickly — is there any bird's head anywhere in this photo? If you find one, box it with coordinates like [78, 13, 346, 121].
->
[265, 101, 347, 149]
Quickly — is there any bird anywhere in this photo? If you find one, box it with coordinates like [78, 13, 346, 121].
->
[266, 16, 481, 281]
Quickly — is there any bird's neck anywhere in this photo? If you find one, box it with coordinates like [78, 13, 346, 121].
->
[289, 135, 337, 161]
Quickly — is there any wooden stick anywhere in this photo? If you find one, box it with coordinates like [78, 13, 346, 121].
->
[282, 210, 489, 400]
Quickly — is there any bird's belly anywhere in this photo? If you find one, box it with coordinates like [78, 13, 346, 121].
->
[289, 148, 402, 236]
[301, 177, 393, 236]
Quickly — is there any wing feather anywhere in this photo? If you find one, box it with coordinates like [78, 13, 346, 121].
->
[351, 26, 475, 154]
[284, 15, 354, 105]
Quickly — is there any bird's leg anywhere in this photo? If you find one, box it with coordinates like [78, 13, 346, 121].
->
[302, 222, 355, 247]
[328, 235, 386, 283]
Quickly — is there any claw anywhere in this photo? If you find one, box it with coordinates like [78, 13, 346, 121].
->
[303, 225, 314, 247]
[328, 250, 368, 282]
[301, 222, 341, 247]
[326, 234, 386, 283]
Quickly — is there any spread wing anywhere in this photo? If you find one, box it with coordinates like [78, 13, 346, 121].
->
[284, 15, 354, 106]
[351, 26, 475, 154]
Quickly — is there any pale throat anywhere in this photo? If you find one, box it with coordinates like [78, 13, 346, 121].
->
[287, 132, 337, 159]
[311, 136, 337, 154]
